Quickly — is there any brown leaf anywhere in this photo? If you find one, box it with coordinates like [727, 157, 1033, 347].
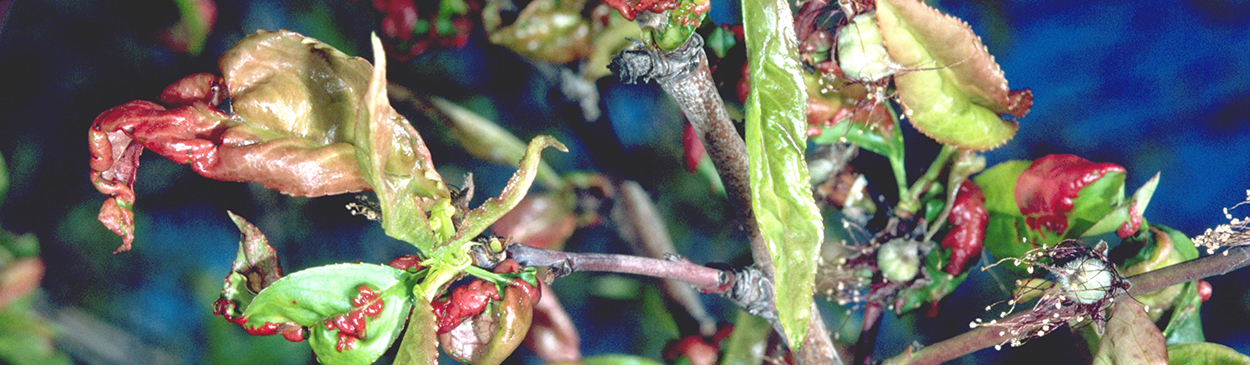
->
[1093, 298, 1168, 365]
[524, 282, 582, 363]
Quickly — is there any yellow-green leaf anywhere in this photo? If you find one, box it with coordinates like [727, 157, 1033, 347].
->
[742, 0, 823, 349]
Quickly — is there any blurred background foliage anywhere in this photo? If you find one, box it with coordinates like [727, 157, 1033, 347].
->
[0, 0, 1248, 364]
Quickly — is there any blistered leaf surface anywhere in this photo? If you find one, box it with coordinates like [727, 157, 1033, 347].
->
[242, 264, 414, 365]
[213, 212, 283, 321]
[742, 0, 822, 348]
[874, 0, 1031, 151]
[1015, 154, 1125, 237]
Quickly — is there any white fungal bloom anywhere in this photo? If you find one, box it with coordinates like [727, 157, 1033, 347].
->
[836, 12, 896, 83]
[1056, 257, 1113, 304]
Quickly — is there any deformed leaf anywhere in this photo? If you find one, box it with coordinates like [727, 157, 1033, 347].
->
[1015, 154, 1125, 238]
[88, 30, 449, 252]
[357, 34, 451, 251]
[742, 0, 823, 349]
[1093, 298, 1168, 365]
[213, 212, 283, 322]
[240, 264, 414, 365]
[453, 135, 568, 245]
[874, 0, 1032, 151]
[1166, 342, 1250, 365]
[485, 0, 594, 64]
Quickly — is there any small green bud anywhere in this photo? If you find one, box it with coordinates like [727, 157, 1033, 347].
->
[878, 238, 920, 283]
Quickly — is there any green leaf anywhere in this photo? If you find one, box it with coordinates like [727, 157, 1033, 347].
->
[721, 310, 772, 365]
[742, 0, 823, 349]
[425, 97, 564, 190]
[215, 212, 284, 320]
[975, 160, 1043, 265]
[1065, 170, 1125, 238]
[1085, 172, 1159, 237]
[356, 34, 452, 252]
[874, 0, 1030, 151]
[582, 355, 666, 365]
[1093, 298, 1168, 365]
[894, 245, 968, 314]
[395, 297, 439, 365]
[242, 264, 414, 365]
[1167, 342, 1250, 365]
[975, 160, 1030, 215]
[1162, 282, 1205, 346]
[707, 26, 737, 59]
[453, 135, 567, 245]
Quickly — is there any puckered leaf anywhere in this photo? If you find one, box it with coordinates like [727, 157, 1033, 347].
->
[1093, 298, 1168, 365]
[240, 263, 414, 365]
[1015, 154, 1125, 238]
[1119, 227, 1193, 321]
[873, 0, 1032, 151]
[357, 34, 451, 251]
[742, 0, 823, 349]
[88, 30, 449, 252]
[1166, 343, 1249, 365]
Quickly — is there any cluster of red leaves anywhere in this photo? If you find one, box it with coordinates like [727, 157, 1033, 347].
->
[601, 0, 679, 21]
[366, 0, 481, 60]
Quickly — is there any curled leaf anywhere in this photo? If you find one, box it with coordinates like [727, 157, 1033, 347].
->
[212, 212, 283, 322]
[941, 180, 987, 275]
[873, 0, 1032, 151]
[485, 0, 594, 64]
[1015, 154, 1125, 237]
[88, 30, 448, 251]
[438, 279, 539, 365]
[358, 34, 451, 250]
[238, 264, 415, 365]
[453, 136, 568, 245]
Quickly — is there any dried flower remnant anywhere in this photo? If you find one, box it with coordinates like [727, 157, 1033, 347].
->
[1193, 190, 1250, 255]
[972, 240, 1130, 349]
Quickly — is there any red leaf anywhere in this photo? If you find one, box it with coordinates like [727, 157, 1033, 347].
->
[941, 180, 987, 275]
[1014, 154, 1125, 237]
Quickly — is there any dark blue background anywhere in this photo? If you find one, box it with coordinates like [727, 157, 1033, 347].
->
[1, 0, 1247, 363]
